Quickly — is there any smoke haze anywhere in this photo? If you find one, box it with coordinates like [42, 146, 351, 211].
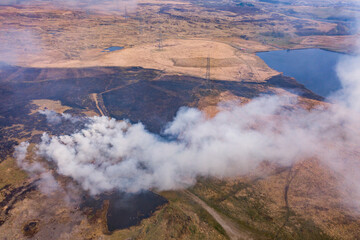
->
[0, 29, 42, 65]
[0, 0, 138, 14]
[14, 142, 60, 194]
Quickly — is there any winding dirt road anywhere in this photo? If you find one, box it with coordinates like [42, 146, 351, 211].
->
[90, 93, 105, 116]
[183, 190, 253, 240]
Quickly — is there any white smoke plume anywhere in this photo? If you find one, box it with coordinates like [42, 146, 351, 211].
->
[39, 109, 80, 125]
[30, 92, 360, 197]
[335, 53, 360, 111]
[14, 142, 59, 194]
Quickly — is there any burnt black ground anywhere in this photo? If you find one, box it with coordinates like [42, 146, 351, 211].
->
[0, 64, 322, 161]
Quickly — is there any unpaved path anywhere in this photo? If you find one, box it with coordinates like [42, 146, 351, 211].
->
[90, 93, 105, 116]
[275, 165, 299, 238]
[183, 190, 253, 240]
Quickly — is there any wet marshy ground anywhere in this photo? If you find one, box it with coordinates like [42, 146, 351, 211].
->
[22, 219, 40, 238]
[81, 191, 168, 232]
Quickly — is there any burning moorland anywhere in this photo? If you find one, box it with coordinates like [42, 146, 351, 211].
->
[1, 0, 360, 239]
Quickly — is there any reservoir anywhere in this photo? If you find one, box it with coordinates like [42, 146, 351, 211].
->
[257, 48, 344, 97]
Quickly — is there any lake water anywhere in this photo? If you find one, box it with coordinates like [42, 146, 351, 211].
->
[257, 49, 344, 97]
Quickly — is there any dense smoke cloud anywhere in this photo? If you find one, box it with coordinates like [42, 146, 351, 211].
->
[29, 94, 360, 196]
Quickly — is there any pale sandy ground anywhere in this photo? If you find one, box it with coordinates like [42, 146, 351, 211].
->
[298, 35, 360, 53]
[30, 99, 98, 117]
[30, 100, 71, 114]
[30, 39, 279, 82]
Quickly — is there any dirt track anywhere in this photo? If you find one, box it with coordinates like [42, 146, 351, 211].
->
[90, 93, 105, 116]
[184, 190, 253, 240]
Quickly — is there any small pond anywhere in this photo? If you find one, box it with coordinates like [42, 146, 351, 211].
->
[81, 190, 167, 232]
[103, 46, 124, 52]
